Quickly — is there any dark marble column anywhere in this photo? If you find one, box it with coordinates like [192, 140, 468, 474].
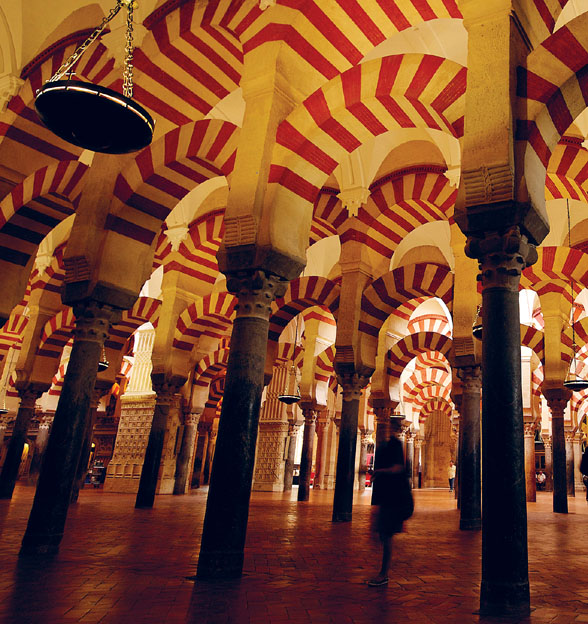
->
[543, 437, 553, 492]
[202, 430, 216, 485]
[357, 430, 369, 493]
[28, 415, 52, 485]
[197, 270, 288, 580]
[405, 431, 414, 489]
[192, 421, 211, 488]
[523, 422, 537, 503]
[313, 419, 328, 489]
[20, 301, 119, 556]
[414, 437, 423, 488]
[298, 407, 317, 501]
[544, 390, 570, 514]
[283, 422, 299, 492]
[456, 365, 481, 530]
[174, 411, 200, 495]
[0, 386, 46, 499]
[135, 380, 182, 508]
[332, 373, 368, 522]
[565, 430, 575, 497]
[71, 388, 104, 503]
[466, 227, 536, 617]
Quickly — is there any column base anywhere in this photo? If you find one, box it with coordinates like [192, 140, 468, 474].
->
[480, 580, 530, 617]
[196, 549, 244, 580]
[460, 518, 481, 531]
[19, 532, 62, 557]
[332, 511, 352, 522]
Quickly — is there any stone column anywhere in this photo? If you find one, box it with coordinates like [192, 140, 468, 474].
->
[565, 430, 575, 497]
[357, 430, 369, 493]
[202, 429, 216, 485]
[456, 365, 481, 529]
[20, 301, 119, 556]
[283, 423, 299, 492]
[544, 437, 553, 492]
[0, 385, 46, 499]
[544, 390, 570, 514]
[523, 422, 537, 503]
[452, 420, 460, 502]
[414, 437, 423, 488]
[332, 373, 368, 522]
[71, 387, 104, 503]
[28, 415, 53, 485]
[371, 404, 392, 503]
[174, 410, 200, 495]
[298, 407, 317, 502]
[135, 380, 182, 508]
[0, 415, 8, 466]
[573, 433, 584, 492]
[313, 418, 328, 489]
[466, 227, 536, 615]
[192, 421, 211, 488]
[197, 270, 287, 579]
[405, 431, 414, 489]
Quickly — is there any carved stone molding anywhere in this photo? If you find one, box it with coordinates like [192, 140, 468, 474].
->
[524, 423, 536, 438]
[337, 373, 370, 402]
[457, 365, 482, 393]
[72, 301, 121, 344]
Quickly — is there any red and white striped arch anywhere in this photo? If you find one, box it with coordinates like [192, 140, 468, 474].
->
[403, 367, 451, 403]
[269, 276, 340, 342]
[360, 263, 453, 338]
[521, 247, 588, 291]
[37, 307, 75, 360]
[419, 396, 453, 423]
[174, 291, 236, 353]
[520, 12, 588, 212]
[106, 297, 162, 352]
[387, 332, 452, 379]
[267, 54, 465, 219]
[0, 311, 28, 362]
[155, 209, 224, 285]
[315, 344, 335, 386]
[521, 324, 546, 364]
[49, 362, 68, 397]
[407, 313, 452, 337]
[413, 382, 451, 411]
[414, 350, 451, 373]
[0, 161, 87, 269]
[109, 120, 238, 248]
[27, 243, 67, 297]
[311, 192, 344, 244]
[205, 375, 225, 412]
[194, 346, 230, 388]
[546, 140, 588, 202]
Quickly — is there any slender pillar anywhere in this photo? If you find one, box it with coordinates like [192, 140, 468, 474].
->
[466, 227, 535, 616]
[135, 381, 181, 508]
[313, 419, 328, 489]
[523, 423, 537, 503]
[456, 365, 481, 530]
[197, 270, 288, 579]
[544, 390, 570, 514]
[0, 386, 45, 499]
[573, 433, 583, 492]
[283, 423, 299, 492]
[28, 415, 52, 485]
[174, 411, 200, 495]
[332, 373, 368, 522]
[298, 407, 317, 501]
[452, 420, 460, 502]
[405, 431, 414, 488]
[357, 430, 369, 493]
[20, 301, 119, 556]
[202, 430, 216, 485]
[565, 430, 575, 497]
[192, 421, 211, 488]
[414, 437, 423, 488]
[544, 437, 553, 492]
[71, 388, 103, 503]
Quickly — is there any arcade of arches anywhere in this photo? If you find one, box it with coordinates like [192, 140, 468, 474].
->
[1, 0, 588, 618]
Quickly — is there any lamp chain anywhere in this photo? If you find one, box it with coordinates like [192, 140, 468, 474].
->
[48, 1, 124, 83]
[123, 1, 135, 98]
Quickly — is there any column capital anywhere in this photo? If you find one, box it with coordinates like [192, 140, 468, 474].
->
[72, 300, 121, 343]
[337, 373, 370, 402]
[465, 226, 537, 292]
[457, 364, 482, 392]
[226, 269, 288, 320]
[185, 411, 202, 427]
[523, 422, 536, 438]
[16, 384, 48, 409]
[542, 436, 552, 450]
[543, 388, 571, 417]
[300, 407, 317, 424]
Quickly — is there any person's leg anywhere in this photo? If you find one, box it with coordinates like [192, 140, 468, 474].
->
[369, 535, 392, 585]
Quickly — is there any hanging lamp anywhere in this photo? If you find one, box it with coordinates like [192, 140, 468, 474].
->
[563, 199, 588, 391]
[97, 345, 110, 373]
[278, 313, 301, 405]
[34, 0, 154, 154]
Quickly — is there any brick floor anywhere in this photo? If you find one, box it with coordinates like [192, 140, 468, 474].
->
[0, 486, 586, 623]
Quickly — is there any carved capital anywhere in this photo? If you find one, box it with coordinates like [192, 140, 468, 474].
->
[185, 411, 201, 427]
[373, 406, 392, 423]
[301, 408, 317, 425]
[543, 437, 552, 451]
[16, 385, 47, 409]
[337, 373, 370, 402]
[226, 270, 288, 320]
[72, 301, 121, 344]
[457, 365, 482, 393]
[543, 388, 571, 419]
[524, 422, 536, 438]
[465, 226, 537, 292]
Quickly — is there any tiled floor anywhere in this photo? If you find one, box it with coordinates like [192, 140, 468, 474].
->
[0, 485, 587, 623]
